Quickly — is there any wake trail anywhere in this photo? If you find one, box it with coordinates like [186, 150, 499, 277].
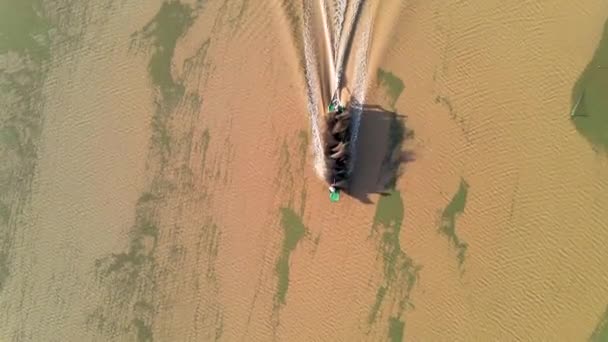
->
[302, 0, 327, 179]
[348, 12, 373, 174]
[318, 0, 338, 97]
[335, 0, 365, 91]
[300, 0, 372, 181]
[331, 0, 347, 62]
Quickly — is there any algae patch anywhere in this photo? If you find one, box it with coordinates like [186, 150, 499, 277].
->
[0, 0, 50, 59]
[97, 216, 158, 295]
[197, 221, 221, 280]
[133, 318, 154, 342]
[136, 1, 194, 105]
[377, 68, 405, 109]
[388, 317, 405, 342]
[590, 305, 608, 342]
[275, 139, 295, 207]
[0, 202, 9, 225]
[0, 253, 9, 293]
[297, 129, 308, 172]
[368, 190, 419, 336]
[91, 187, 162, 338]
[297, 130, 309, 215]
[369, 286, 387, 323]
[200, 128, 210, 169]
[137, 192, 158, 205]
[571, 19, 608, 151]
[0, 0, 52, 292]
[439, 178, 469, 266]
[131, 0, 195, 164]
[275, 207, 307, 305]
[371, 190, 418, 295]
[89, 1, 206, 339]
[268, 123, 310, 325]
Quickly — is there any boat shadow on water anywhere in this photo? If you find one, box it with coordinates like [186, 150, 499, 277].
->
[345, 104, 415, 204]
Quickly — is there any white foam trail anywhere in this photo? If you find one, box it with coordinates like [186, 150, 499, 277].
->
[302, 1, 327, 179]
[348, 13, 372, 175]
[319, 0, 337, 94]
[332, 0, 347, 61]
[301, 0, 370, 180]
[335, 0, 364, 91]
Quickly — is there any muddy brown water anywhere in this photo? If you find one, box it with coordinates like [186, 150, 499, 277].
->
[1, 0, 607, 341]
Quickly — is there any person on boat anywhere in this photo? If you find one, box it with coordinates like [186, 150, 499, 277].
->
[330, 143, 348, 159]
[328, 90, 346, 114]
[330, 179, 347, 192]
[331, 118, 349, 135]
[331, 141, 348, 153]
[335, 110, 350, 120]
[328, 104, 345, 118]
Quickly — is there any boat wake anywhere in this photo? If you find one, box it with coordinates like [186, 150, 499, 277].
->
[299, 0, 372, 188]
[302, 3, 326, 179]
[348, 14, 372, 175]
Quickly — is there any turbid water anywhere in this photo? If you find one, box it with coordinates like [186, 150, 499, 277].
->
[1, 0, 608, 341]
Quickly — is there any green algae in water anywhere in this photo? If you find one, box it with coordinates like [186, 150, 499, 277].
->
[0, 0, 50, 59]
[199, 221, 221, 280]
[275, 138, 297, 208]
[90, 2, 223, 338]
[132, 1, 196, 165]
[96, 209, 159, 297]
[0, 252, 8, 292]
[137, 1, 194, 106]
[440, 179, 469, 266]
[0, 126, 21, 152]
[388, 317, 405, 342]
[373, 190, 404, 234]
[138, 220, 159, 239]
[200, 128, 210, 169]
[277, 139, 292, 177]
[134, 300, 154, 313]
[132, 318, 154, 342]
[377, 68, 405, 109]
[137, 192, 158, 204]
[369, 190, 419, 328]
[368, 286, 387, 324]
[372, 191, 405, 273]
[275, 208, 306, 305]
[590, 305, 608, 342]
[92, 189, 183, 335]
[0, 0, 52, 292]
[0, 202, 9, 225]
[297, 130, 308, 170]
[372, 189, 409, 286]
[571, 19, 608, 151]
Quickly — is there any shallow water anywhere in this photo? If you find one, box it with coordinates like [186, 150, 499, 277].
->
[1, 0, 607, 341]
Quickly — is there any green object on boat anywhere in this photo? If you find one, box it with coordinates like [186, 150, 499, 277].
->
[330, 190, 340, 202]
[328, 103, 336, 112]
